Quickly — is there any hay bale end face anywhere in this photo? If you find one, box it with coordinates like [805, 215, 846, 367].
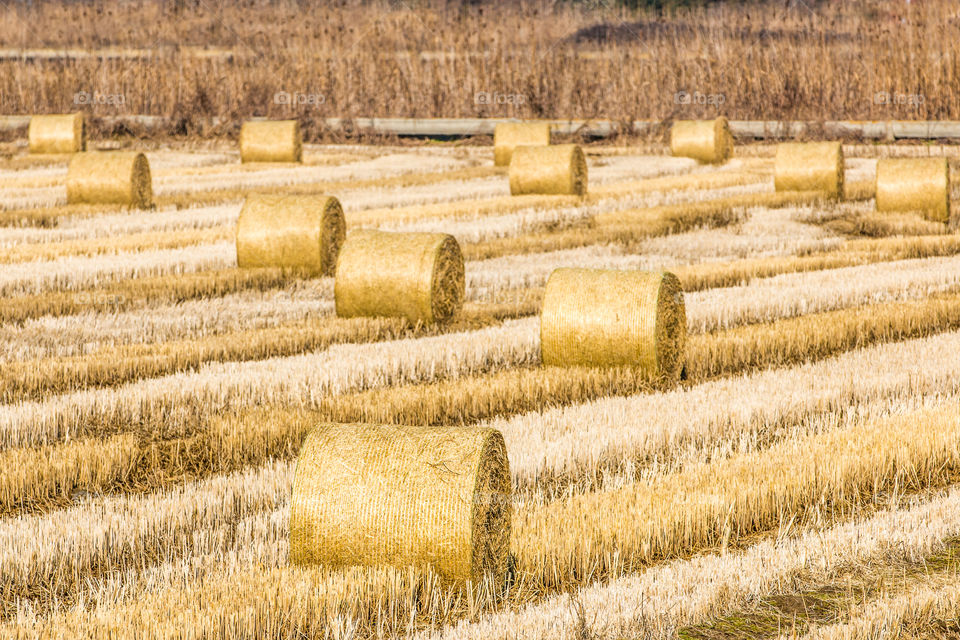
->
[493, 122, 552, 167]
[670, 117, 733, 164]
[876, 157, 950, 223]
[290, 423, 512, 587]
[28, 113, 86, 154]
[774, 141, 844, 199]
[335, 229, 465, 324]
[239, 120, 302, 163]
[236, 194, 346, 276]
[540, 268, 686, 382]
[66, 151, 152, 208]
[509, 144, 587, 197]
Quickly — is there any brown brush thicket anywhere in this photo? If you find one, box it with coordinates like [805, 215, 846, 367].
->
[1, 0, 959, 137]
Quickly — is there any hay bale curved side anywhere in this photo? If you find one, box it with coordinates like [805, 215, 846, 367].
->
[66, 151, 152, 208]
[335, 229, 465, 324]
[239, 120, 302, 163]
[670, 117, 733, 164]
[774, 141, 844, 199]
[509, 144, 587, 196]
[876, 157, 950, 223]
[493, 122, 552, 167]
[236, 194, 346, 276]
[290, 423, 512, 587]
[28, 113, 86, 154]
[540, 268, 686, 383]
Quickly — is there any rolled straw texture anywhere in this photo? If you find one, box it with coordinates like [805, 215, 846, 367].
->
[28, 113, 86, 154]
[876, 157, 950, 223]
[239, 120, 302, 163]
[509, 144, 587, 196]
[493, 121, 552, 167]
[540, 268, 686, 383]
[335, 230, 465, 324]
[774, 141, 844, 199]
[235, 194, 345, 276]
[670, 117, 733, 164]
[66, 151, 152, 208]
[290, 423, 512, 587]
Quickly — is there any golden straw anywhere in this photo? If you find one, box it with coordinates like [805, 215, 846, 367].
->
[540, 268, 686, 384]
[236, 194, 346, 276]
[335, 230, 465, 324]
[290, 423, 512, 587]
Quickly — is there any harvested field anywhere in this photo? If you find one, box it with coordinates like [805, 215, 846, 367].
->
[4, 137, 960, 640]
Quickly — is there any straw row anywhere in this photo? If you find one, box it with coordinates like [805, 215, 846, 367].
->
[428, 484, 960, 640]
[0, 243, 235, 297]
[687, 252, 960, 332]
[0, 203, 239, 249]
[152, 152, 473, 196]
[800, 581, 960, 640]
[0, 282, 333, 363]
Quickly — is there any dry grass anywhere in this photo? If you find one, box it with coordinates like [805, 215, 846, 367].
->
[4, 1, 960, 124]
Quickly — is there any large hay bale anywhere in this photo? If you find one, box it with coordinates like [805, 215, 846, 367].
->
[66, 151, 152, 208]
[509, 144, 587, 196]
[670, 117, 733, 164]
[28, 113, 86, 154]
[875, 157, 950, 223]
[335, 230, 465, 324]
[290, 423, 512, 587]
[239, 120, 302, 163]
[493, 122, 552, 167]
[774, 141, 844, 199]
[540, 268, 686, 382]
[235, 194, 346, 276]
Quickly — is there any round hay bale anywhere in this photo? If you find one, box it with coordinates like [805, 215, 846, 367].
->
[335, 230, 464, 324]
[670, 117, 733, 164]
[290, 423, 512, 587]
[239, 120, 302, 163]
[28, 113, 86, 154]
[875, 157, 950, 223]
[540, 268, 686, 382]
[66, 151, 152, 208]
[774, 141, 844, 199]
[509, 144, 587, 196]
[494, 122, 552, 167]
[236, 194, 346, 276]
